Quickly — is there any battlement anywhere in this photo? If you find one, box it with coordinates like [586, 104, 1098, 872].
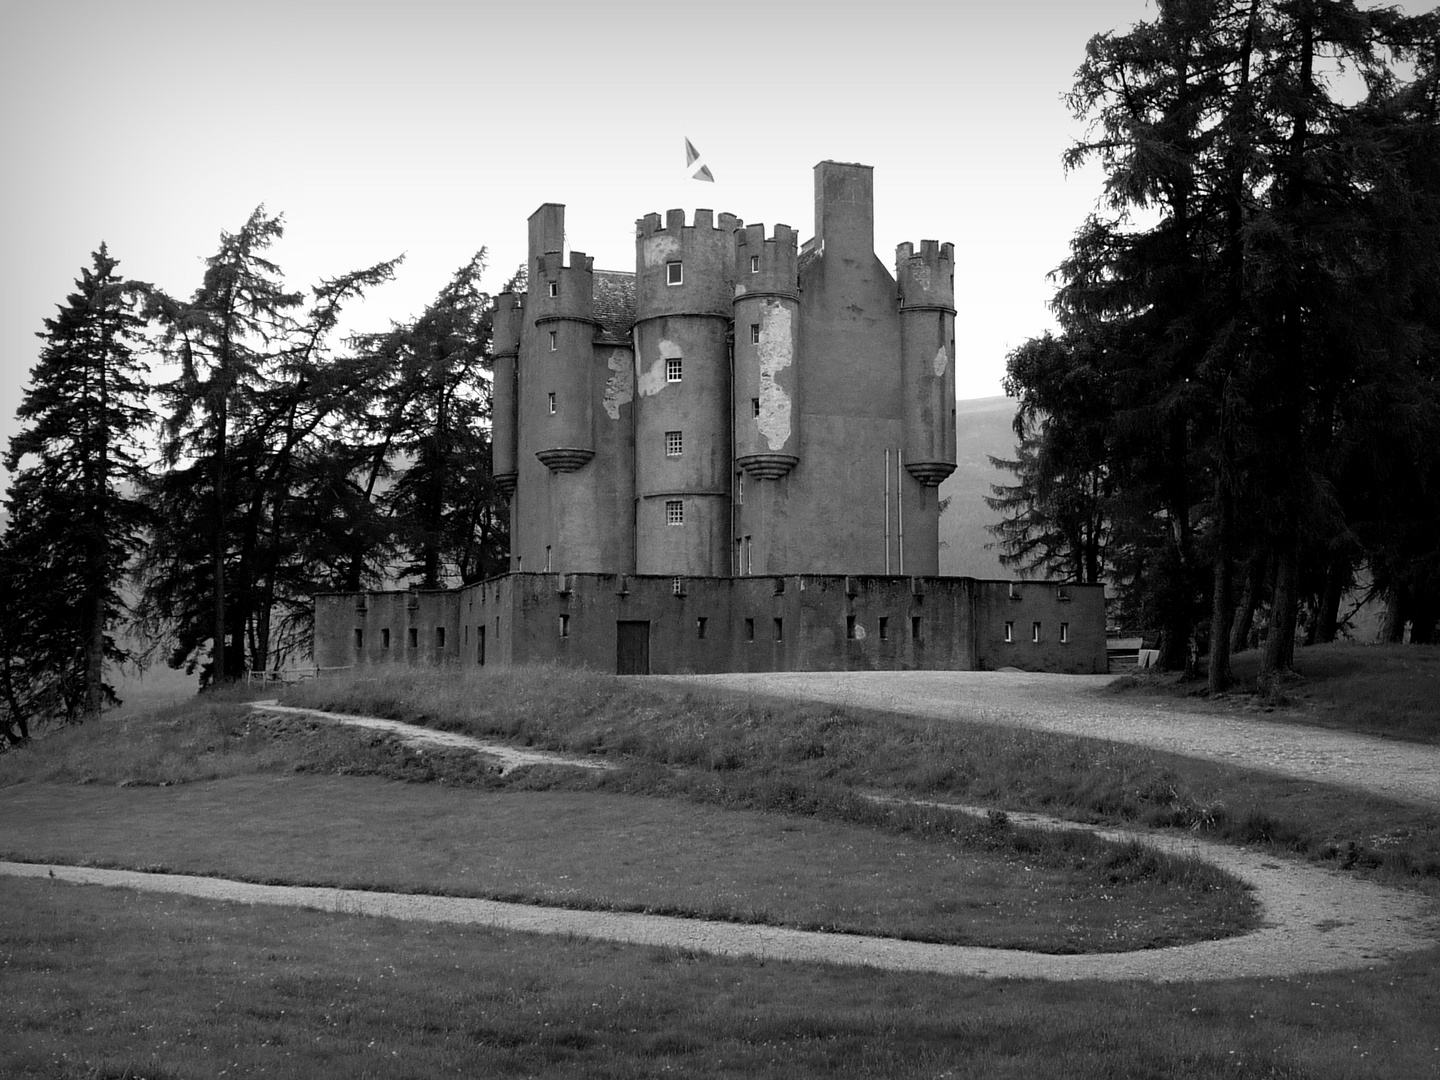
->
[896, 240, 956, 307]
[492, 291, 525, 357]
[734, 223, 798, 295]
[537, 250, 595, 276]
[636, 208, 742, 238]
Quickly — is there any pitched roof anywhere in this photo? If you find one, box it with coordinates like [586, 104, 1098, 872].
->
[592, 270, 636, 344]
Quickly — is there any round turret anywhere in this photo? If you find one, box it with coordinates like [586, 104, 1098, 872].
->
[491, 291, 522, 497]
[531, 250, 599, 473]
[896, 240, 958, 487]
[733, 224, 800, 480]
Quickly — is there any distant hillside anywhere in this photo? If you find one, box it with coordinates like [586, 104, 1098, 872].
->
[939, 395, 1020, 580]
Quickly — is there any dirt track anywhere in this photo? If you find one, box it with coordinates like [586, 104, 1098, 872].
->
[660, 671, 1440, 807]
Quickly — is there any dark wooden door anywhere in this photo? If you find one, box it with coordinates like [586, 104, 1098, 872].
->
[616, 621, 650, 675]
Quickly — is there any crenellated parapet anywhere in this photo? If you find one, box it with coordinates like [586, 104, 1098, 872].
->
[734, 223, 798, 300]
[895, 240, 956, 314]
[634, 208, 740, 322]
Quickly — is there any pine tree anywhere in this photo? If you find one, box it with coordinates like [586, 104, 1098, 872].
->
[0, 245, 150, 731]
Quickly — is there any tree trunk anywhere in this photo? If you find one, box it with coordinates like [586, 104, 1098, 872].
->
[1261, 548, 1299, 682]
[1230, 551, 1266, 653]
[1208, 478, 1234, 693]
[1410, 586, 1438, 644]
[1313, 554, 1348, 644]
[1380, 586, 1408, 643]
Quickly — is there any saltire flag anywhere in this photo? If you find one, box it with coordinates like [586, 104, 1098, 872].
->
[685, 137, 715, 182]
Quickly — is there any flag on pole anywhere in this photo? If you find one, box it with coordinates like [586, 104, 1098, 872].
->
[685, 137, 715, 182]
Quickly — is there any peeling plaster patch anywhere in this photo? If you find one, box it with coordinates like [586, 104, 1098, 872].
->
[602, 350, 633, 420]
[910, 261, 932, 290]
[756, 301, 793, 451]
[933, 345, 949, 377]
[637, 338, 681, 397]
[852, 623, 867, 640]
[643, 235, 681, 267]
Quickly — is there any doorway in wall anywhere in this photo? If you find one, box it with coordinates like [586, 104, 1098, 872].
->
[477, 625, 486, 666]
[616, 621, 651, 675]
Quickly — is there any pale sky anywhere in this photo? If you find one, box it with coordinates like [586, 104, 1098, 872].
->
[1, 0, 1424, 482]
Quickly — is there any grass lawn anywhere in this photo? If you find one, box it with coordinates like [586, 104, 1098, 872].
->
[3, 875, 1438, 1080]
[2, 652, 1438, 1078]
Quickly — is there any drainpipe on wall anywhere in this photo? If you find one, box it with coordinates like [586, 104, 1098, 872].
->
[884, 448, 891, 575]
[897, 449, 905, 576]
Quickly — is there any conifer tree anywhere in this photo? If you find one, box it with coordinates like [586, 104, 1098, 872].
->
[1, 245, 150, 730]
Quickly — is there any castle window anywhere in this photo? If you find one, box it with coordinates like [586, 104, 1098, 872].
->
[750, 255, 760, 273]
[548, 330, 557, 351]
[744, 536, 752, 575]
[436, 627, 446, 649]
[911, 616, 921, 640]
[545, 545, 552, 572]
[665, 430, 683, 456]
[354, 628, 363, 649]
[736, 472, 743, 505]
[548, 281, 558, 297]
[666, 500, 684, 525]
[697, 616, 707, 639]
[879, 617, 889, 640]
[547, 392, 556, 414]
[745, 618, 755, 641]
[773, 617, 783, 641]
[750, 323, 760, 344]
[381, 628, 390, 649]
[559, 614, 569, 638]
[846, 615, 858, 640]
[666, 358, 682, 382]
[667, 261, 683, 285]
[408, 627, 418, 648]
[1004, 621, 1014, 643]
[1032, 622, 1042, 643]
[751, 398, 760, 418]
[1060, 622, 1070, 644]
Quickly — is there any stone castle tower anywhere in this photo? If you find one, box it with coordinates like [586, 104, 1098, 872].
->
[491, 160, 958, 580]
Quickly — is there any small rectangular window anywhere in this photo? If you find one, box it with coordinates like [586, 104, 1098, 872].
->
[745, 618, 755, 641]
[736, 472, 744, 505]
[744, 536, 752, 575]
[1004, 621, 1013, 644]
[665, 358, 682, 382]
[751, 398, 760, 418]
[911, 616, 921, 640]
[436, 627, 446, 649]
[1032, 622, 1042, 643]
[666, 499, 684, 525]
[879, 617, 889, 640]
[559, 614, 570, 638]
[545, 545, 552, 572]
[547, 281, 558, 297]
[672, 575, 684, 596]
[667, 261, 683, 285]
[354, 628, 364, 649]
[846, 615, 857, 640]
[548, 330, 557, 351]
[665, 430, 683, 456]
[773, 617, 783, 641]
[1060, 622, 1070, 644]
[408, 627, 418, 648]
[547, 392, 556, 414]
[697, 616, 707, 639]
[750, 255, 760, 273]
[750, 323, 760, 344]
[381, 628, 390, 649]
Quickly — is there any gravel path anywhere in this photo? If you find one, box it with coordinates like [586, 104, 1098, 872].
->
[5, 819, 1433, 981]
[249, 701, 615, 775]
[660, 671, 1440, 807]
[7, 678, 1437, 981]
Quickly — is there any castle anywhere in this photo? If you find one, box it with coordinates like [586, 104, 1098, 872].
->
[314, 162, 1106, 675]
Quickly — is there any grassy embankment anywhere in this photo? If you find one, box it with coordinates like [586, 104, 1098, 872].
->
[1, 644, 1438, 1078]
